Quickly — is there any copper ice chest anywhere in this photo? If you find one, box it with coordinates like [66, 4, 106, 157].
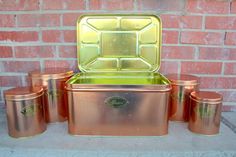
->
[65, 14, 172, 136]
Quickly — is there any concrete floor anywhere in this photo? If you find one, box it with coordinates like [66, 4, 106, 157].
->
[0, 109, 236, 157]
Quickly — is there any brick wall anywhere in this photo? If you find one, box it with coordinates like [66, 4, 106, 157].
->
[0, 0, 236, 111]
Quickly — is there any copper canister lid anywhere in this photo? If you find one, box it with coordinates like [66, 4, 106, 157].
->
[29, 68, 74, 79]
[4, 86, 44, 101]
[190, 91, 223, 103]
[166, 73, 199, 86]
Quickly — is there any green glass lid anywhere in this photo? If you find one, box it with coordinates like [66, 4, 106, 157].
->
[77, 14, 162, 73]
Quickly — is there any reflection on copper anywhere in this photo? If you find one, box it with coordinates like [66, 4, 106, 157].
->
[66, 84, 171, 136]
[188, 91, 223, 135]
[4, 87, 46, 138]
[29, 68, 73, 123]
[166, 74, 199, 122]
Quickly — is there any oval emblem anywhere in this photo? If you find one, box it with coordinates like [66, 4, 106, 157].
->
[105, 96, 128, 108]
[21, 105, 37, 116]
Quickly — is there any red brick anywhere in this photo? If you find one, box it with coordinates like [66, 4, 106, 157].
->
[225, 32, 236, 45]
[159, 61, 179, 74]
[63, 30, 76, 42]
[44, 60, 77, 70]
[0, 31, 38, 42]
[59, 46, 77, 58]
[181, 31, 224, 45]
[63, 13, 82, 26]
[42, 0, 85, 10]
[137, 0, 185, 11]
[42, 30, 62, 43]
[199, 47, 236, 60]
[17, 14, 60, 27]
[103, 0, 133, 10]
[186, 0, 230, 14]
[181, 62, 222, 74]
[0, 14, 16, 27]
[205, 16, 236, 30]
[224, 62, 236, 75]
[231, 1, 236, 14]
[89, 0, 102, 10]
[219, 91, 236, 102]
[2, 61, 40, 72]
[162, 30, 179, 44]
[15, 46, 55, 58]
[0, 0, 39, 11]
[0, 46, 13, 58]
[162, 46, 195, 59]
[222, 105, 236, 112]
[161, 14, 202, 29]
[199, 77, 236, 89]
[0, 76, 22, 87]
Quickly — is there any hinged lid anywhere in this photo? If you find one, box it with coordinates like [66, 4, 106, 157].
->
[77, 14, 162, 73]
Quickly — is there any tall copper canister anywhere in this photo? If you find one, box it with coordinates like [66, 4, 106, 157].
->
[166, 74, 199, 122]
[189, 91, 223, 135]
[4, 86, 46, 138]
[66, 14, 172, 136]
[29, 68, 74, 123]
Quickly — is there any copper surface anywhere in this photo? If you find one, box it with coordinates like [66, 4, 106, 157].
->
[166, 74, 199, 122]
[166, 74, 199, 86]
[29, 68, 74, 79]
[66, 83, 171, 136]
[4, 87, 46, 138]
[188, 91, 222, 135]
[4, 86, 44, 101]
[29, 68, 73, 123]
[190, 91, 223, 102]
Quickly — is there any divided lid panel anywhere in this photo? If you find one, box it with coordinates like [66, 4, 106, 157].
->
[77, 14, 162, 73]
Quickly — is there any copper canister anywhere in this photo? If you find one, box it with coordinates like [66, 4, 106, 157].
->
[29, 68, 73, 123]
[4, 86, 46, 138]
[188, 91, 223, 135]
[166, 74, 199, 122]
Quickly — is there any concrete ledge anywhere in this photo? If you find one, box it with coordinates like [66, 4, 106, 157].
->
[0, 111, 236, 157]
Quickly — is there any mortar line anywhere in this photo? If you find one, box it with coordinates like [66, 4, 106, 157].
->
[40, 59, 44, 71]
[1, 10, 236, 15]
[21, 75, 27, 86]
[202, 14, 205, 31]
[162, 59, 236, 62]
[177, 61, 181, 74]
[85, 0, 89, 10]
[1, 42, 236, 48]
[133, 0, 138, 11]
[3, 58, 235, 62]
[60, 13, 63, 27]
[194, 46, 199, 60]
[1, 27, 236, 33]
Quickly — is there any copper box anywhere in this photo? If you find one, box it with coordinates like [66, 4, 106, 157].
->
[4, 86, 46, 138]
[166, 74, 199, 122]
[188, 91, 223, 135]
[29, 68, 73, 123]
[65, 14, 172, 136]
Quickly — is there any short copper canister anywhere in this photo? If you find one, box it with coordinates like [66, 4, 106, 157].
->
[29, 68, 73, 123]
[4, 86, 46, 138]
[189, 91, 223, 135]
[166, 74, 199, 122]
